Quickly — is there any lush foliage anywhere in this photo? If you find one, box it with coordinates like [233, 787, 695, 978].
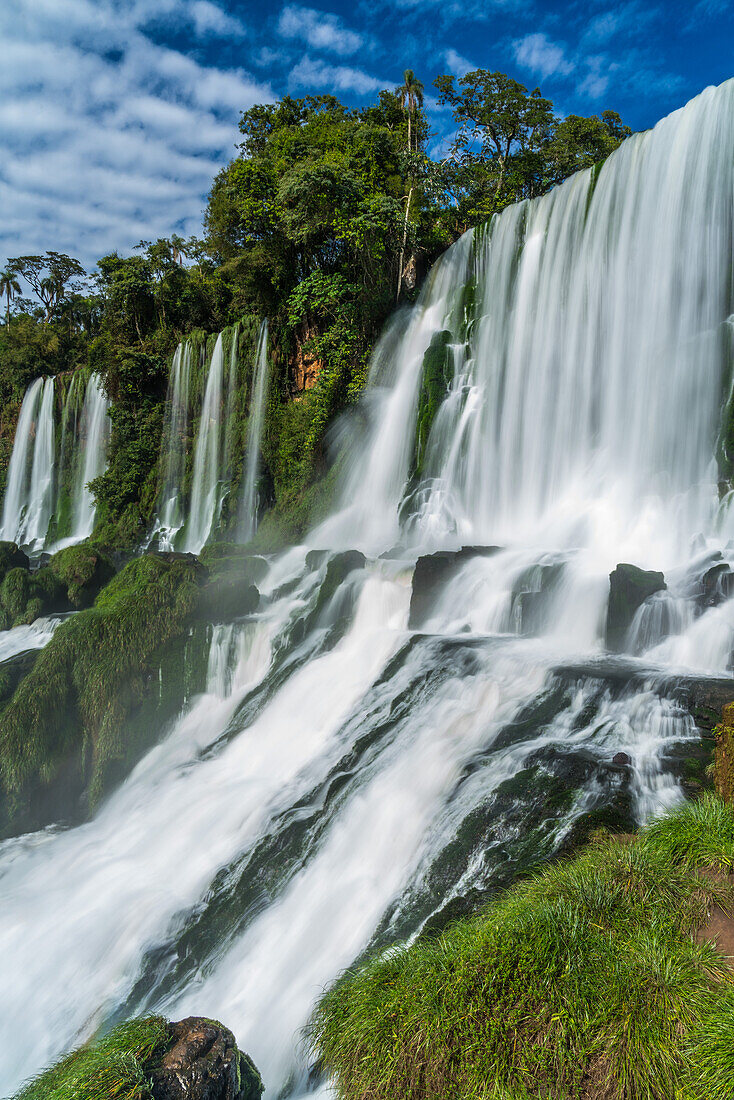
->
[309, 794, 734, 1100]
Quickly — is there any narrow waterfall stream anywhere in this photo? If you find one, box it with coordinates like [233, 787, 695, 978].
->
[241, 320, 269, 541]
[183, 334, 225, 554]
[157, 342, 192, 547]
[2, 79, 734, 1099]
[68, 374, 111, 543]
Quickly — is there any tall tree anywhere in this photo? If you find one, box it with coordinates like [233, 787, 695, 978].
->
[398, 69, 425, 152]
[0, 267, 21, 323]
[9, 252, 85, 321]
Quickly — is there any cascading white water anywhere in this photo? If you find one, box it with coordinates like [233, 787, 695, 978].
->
[0, 377, 45, 544]
[157, 343, 192, 547]
[240, 320, 269, 542]
[68, 374, 110, 542]
[4, 80, 734, 1100]
[0, 372, 111, 552]
[182, 335, 225, 553]
[14, 377, 56, 549]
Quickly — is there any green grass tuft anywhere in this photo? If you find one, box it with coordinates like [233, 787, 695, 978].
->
[641, 790, 734, 869]
[309, 797, 734, 1100]
[14, 1016, 170, 1100]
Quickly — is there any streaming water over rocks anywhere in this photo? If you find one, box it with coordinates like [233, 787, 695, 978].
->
[0, 372, 110, 552]
[2, 80, 734, 1098]
[240, 320, 269, 542]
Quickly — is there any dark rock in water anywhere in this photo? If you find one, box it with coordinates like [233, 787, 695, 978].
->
[311, 550, 366, 620]
[699, 562, 734, 610]
[0, 541, 29, 579]
[612, 751, 631, 766]
[196, 581, 260, 623]
[409, 546, 501, 628]
[606, 563, 666, 652]
[151, 1018, 263, 1100]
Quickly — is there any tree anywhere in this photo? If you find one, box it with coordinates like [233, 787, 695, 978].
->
[398, 70, 425, 152]
[9, 252, 86, 321]
[0, 267, 21, 323]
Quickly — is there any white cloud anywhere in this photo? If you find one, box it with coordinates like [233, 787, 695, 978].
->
[443, 49, 474, 77]
[0, 0, 272, 268]
[190, 0, 247, 37]
[278, 5, 363, 56]
[577, 56, 613, 99]
[512, 32, 574, 80]
[289, 56, 384, 95]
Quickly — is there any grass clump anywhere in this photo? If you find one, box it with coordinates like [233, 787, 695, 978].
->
[309, 797, 734, 1100]
[14, 1016, 170, 1100]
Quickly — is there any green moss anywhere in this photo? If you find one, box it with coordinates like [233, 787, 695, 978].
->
[309, 796, 734, 1100]
[49, 543, 116, 608]
[0, 554, 206, 833]
[0, 541, 29, 581]
[414, 330, 452, 475]
[13, 1016, 170, 1100]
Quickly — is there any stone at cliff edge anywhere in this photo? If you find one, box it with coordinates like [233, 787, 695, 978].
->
[151, 1018, 263, 1100]
[606, 563, 666, 652]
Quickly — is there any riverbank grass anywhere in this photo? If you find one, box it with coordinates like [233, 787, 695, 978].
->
[310, 794, 734, 1100]
[14, 1016, 169, 1100]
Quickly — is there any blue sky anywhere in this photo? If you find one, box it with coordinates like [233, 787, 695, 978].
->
[1, 0, 731, 270]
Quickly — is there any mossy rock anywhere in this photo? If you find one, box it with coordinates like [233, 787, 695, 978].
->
[13, 1015, 264, 1100]
[50, 543, 116, 608]
[0, 565, 67, 627]
[0, 541, 29, 581]
[0, 554, 207, 836]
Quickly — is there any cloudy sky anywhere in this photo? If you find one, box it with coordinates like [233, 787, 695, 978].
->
[2, 0, 731, 270]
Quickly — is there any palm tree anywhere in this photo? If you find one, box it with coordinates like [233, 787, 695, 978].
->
[0, 267, 21, 323]
[398, 69, 424, 152]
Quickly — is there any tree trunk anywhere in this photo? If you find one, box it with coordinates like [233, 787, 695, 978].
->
[397, 185, 414, 303]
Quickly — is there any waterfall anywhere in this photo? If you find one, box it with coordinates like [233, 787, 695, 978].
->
[4, 80, 734, 1100]
[0, 372, 110, 551]
[240, 320, 269, 541]
[0, 377, 45, 544]
[182, 335, 225, 553]
[157, 343, 192, 546]
[0, 377, 57, 550]
[68, 374, 110, 542]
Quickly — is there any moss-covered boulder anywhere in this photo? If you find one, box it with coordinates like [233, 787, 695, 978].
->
[0, 563, 67, 629]
[0, 541, 29, 579]
[606, 562, 666, 652]
[0, 548, 271, 835]
[0, 554, 207, 834]
[49, 543, 116, 608]
[414, 329, 453, 475]
[13, 1015, 264, 1100]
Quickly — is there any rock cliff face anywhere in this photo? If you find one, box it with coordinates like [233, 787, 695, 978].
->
[292, 323, 323, 392]
[715, 702, 734, 806]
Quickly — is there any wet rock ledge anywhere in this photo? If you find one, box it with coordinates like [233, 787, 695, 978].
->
[14, 1016, 263, 1100]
